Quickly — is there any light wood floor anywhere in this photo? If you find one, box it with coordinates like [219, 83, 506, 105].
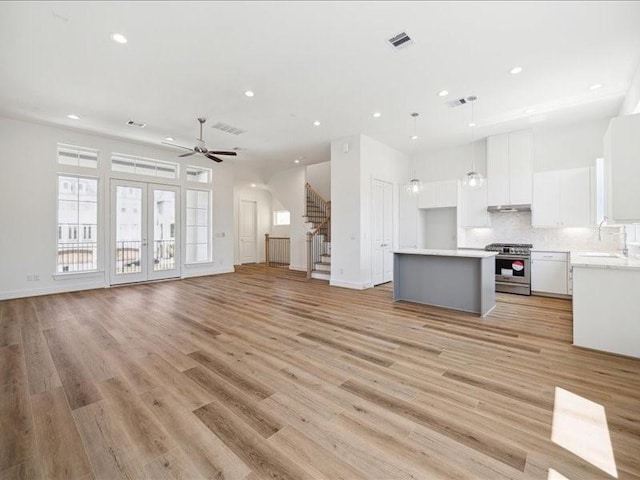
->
[1, 265, 639, 480]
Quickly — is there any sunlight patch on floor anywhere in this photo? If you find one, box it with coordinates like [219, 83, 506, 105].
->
[548, 468, 571, 480]
[551, 387, 617, 478]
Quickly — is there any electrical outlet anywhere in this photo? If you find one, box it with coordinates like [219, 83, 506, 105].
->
[34, 275, 40, 281]
[26, 274, 33, 281]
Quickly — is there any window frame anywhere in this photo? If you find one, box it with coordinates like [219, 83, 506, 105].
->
[273, 209, 291, 226]
[185, 188, 213, 265]
[56, 173, 100, 275]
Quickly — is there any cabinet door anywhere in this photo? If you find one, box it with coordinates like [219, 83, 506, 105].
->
[531, 259, 568, 295]
[607, 114, 640, 222]
[560, 167, 592, 227]
[487, 134, 510, 206]
[508, 130, 533, 205]
[532, 171, 561, 227]
[437, 180, 458, 207]
[460, 182, 490, 227]
[417, 183, 438, 209]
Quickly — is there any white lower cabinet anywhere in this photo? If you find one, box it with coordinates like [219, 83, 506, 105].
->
[531, 251, 569, 296]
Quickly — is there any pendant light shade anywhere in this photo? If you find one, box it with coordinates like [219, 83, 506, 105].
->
[462, 97, 485, 190]
[406, 113, 424, 195]
[406, 177, 424, 195]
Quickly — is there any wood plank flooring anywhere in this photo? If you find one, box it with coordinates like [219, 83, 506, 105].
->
[1, 264, 639, 479]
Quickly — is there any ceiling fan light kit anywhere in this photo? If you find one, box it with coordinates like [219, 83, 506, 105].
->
[161, 118, 238, 163]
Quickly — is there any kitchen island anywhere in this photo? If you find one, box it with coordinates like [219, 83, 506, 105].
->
[393, 248, 498, 317]
[571, 252, 640, 358]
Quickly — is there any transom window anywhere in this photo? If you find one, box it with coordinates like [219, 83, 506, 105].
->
[57, 144, 99, 168]
[111, 154, 179, 179]
[186, 166, 212, 183]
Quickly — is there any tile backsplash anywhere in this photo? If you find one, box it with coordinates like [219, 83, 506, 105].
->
[460, 212, 638, 253]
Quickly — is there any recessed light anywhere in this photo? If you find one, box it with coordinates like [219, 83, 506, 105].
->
[589, 83, 603, 91]
[468, 122, 476, 127]
[372, 112, 382, 118]
[313, 120, 321, 126]
[524, 108, 535, 114]
[244, 90, 254, 97]
[67, 114, 80, 120]
[294, 159, 300, 164]
[509, 66, 523, 75]
[164, 136, 174, 142]
[110, 33, 127, 44]
[437, 90, 449, 97]
[250, 183, 256, 188]
[410, 135, 419, 140]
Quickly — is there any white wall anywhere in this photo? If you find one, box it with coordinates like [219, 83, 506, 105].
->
[330, 134, 410, 289]
[233, 187, 272, 265]
[620, 61, 640, 116]
[0, 115, 235, 299]
[418, 208, 457, 249]
[305, 161, 331, 200]
[267, 167, 306, 271]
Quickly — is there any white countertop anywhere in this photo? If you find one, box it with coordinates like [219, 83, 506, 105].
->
[394, 248, 499, 258]
[570, 252, 640, 270]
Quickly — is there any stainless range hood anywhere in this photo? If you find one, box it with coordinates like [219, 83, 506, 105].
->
[487, 204, 531, 213]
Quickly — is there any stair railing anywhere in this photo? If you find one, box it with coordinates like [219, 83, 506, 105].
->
[265, 234, 290, 267]
[305, 183, 331, 279]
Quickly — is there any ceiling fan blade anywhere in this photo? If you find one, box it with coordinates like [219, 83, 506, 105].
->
[208, 151, 237, 156]
[205, 153, 223, 163]
[161, 141, 193, 151]
[179, 151, 196, 158]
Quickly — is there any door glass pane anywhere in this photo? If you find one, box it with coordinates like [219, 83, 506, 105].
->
[116, 186, 142, 274]
[153, 189, 176, 271]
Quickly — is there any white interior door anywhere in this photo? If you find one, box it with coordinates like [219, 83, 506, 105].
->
[372, 179, 393, 286]
[111, 180, 180, 284]
[239, 199, 257, 264]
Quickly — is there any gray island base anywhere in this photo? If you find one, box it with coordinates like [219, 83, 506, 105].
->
[393, 249, 498, 317]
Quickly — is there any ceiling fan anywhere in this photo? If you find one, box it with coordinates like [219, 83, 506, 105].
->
[161, 118, 237, 163]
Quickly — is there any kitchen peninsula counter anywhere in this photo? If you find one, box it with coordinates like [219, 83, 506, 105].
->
[393, 249, 498, 317]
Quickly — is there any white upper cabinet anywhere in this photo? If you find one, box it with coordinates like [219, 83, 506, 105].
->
[604, 113, 640, 222]
[459, 182, 490, 227]
[418, 180, 458, 209]
[487, 130, 533, 206]
[532, 167, 593, 227]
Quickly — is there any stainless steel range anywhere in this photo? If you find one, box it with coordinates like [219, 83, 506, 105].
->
[485, 243, 533, 296]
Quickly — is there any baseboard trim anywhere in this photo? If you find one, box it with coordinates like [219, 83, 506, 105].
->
[0, 281, 106, 300]
[289, 264, 306, 272]
[182, 266, 235, 279]
[329, 279, 369, 290]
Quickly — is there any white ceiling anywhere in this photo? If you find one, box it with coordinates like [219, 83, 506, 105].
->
[1, 1, 639, 184]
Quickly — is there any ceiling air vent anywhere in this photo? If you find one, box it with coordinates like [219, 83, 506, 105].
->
[126, 120, 147, 128]
[387, 31, 413, 50]
[446, 96, 477, 108]
[210, 122, 247, 135]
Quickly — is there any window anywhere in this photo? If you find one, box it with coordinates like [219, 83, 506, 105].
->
[57, 144, 98, 168]
[186, 189, 211, 263]
[111, 154, 178, 179]
[57, 175, 98, 272]
[273, 210, 291, 226]
[186, 166, 212, 184]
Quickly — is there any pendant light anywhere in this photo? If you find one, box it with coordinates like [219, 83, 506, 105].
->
[406, 113, 424, 195]
[462, 96, 485, 190]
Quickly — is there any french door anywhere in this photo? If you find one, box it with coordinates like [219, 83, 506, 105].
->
[110, 180, 181, 285]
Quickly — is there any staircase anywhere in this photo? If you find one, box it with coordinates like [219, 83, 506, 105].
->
[304, 183, 331, 280]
